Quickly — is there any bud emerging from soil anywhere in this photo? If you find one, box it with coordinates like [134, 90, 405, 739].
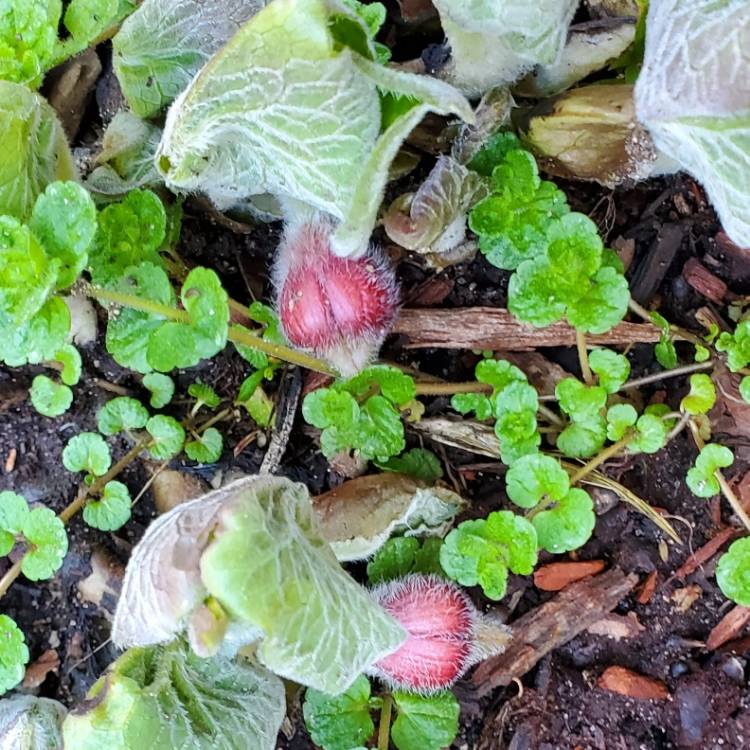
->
[273, 218, 399, 376]
[369, 574, 510, 692]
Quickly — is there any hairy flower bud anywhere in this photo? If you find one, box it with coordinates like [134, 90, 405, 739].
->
[273, 218, 399, 376]
[369, 574, 510, 692]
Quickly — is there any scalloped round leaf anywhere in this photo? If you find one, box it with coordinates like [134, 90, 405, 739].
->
[680, 373, 716, 415]
[629, 413, 669, 454]
[97, 396, 150, 436]
[391, 690, 459, 750]
[29, 375, 73, 418]
[303, 675, 374, 750]
[84, 481, 132, 532]
[716, 538, 750, 607]
[531, 488, 595, 554]
[717, 322, 750, 372]
[29, 181, 97, 289]
[606, 403, 638, 441]
[0, 296, 70, 368]
[62, 432, 111, 476]
[451, 392, 493, 421]
[507, 258, 567, 327]
[566, 266, 629, 334]
[20, 507, 68, 581]
[142, 372, 174, 408]
[355, 395, 405, 462]
[185, 427, 223, 464]
[53, 344, 82, 385]
[589, 348, 630, 393]
[342, 365, 416, 406]
[146, 415, 185, 460]
[0, 615, 29, 696]
[555, 378, 607, 422]
[686, 443, 734, 498]
[374, 448, 443, 483]
[557, 418, 607, 459]
[505, 453, 569, 509]
[0, 491, 29, 556]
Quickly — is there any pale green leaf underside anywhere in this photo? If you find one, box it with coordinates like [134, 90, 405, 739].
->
[0, 695, 66, 750]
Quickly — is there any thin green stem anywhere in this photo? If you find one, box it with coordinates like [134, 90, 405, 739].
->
[576, 330, 593, 385]
[619, 360, 714, 391]
[569, 435, 633, 485]
[378, 694, 393, 750]
[413, 381, 490, 396]
[538, 403, 564, 429]
[196, 408, 232, 434]
[628, 298, 704, 346]
[0, 560, 23, 599]
[90, 286, 190, 322]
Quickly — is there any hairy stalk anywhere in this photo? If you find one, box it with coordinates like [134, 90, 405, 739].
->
[576, 330, 593, 385]
[378, 693, 393, 750]
[414, 381, 491, 396]
[620, 360, 714, 391]
[688, 420, 750, 533]
[569, 435, 633, 485]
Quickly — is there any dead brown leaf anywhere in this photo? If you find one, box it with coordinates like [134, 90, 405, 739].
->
[637, 570, 658, 605]
[586, 612, 645, 641]
[671, 584, 702, 613]
[597, 666, 669, 700]
[533, 560, 606, 591]
[22, 649, 60, 689]
[710, 362, 750, 441]
[706, 605, 750, 651]
[674, 526, 740, 580]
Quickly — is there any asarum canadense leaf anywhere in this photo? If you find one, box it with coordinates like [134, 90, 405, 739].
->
[112, 476, 406, 694]
[635, 0, 750, 248]
[311, 473, 464, 562]
[368, 575, 510, 692]
[61, 640, 285, 750]
[0, 82, 77, 220]
[0, 695, 66, 750]
[156, 0, 472, 258]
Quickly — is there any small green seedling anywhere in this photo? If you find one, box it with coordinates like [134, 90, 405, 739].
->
[0, 615, 28, 696]
[716, 538, 750, 606]
[686, 444, 734, 498]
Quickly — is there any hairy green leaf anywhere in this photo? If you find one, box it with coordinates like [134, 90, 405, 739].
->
[0, 695, 66, 748]
[391, 690, 459, 750]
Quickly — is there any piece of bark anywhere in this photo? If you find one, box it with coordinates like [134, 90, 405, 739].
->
[682, 258, 728, 304]
[500, 351, 570, 395]
[393, 308, 660, 350]
[636, 570, 658, 604]
[472, 567, 638, 695]
[403, 275, 455, 306]
[22, 649, 60, 689]
[597, 665, 669, 700]
[586, 612, 645, 641]
[630, 223, 685, 305]
[706, 606, 750, 651]
[533, 560, 606, 591]
[673, 526, 740, 580]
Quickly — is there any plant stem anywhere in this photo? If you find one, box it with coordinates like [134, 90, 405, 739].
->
[378, 694, 393, 750]
[196, 408, 232, 433]
[538, 403, 564, 429]
[628, 298, 704, 346]
[90, 286, 191, 322]
[569, 435, 633, 485]
[413, 381, 490, 396]
[0, 560, 23, 599]
[576, 330, 593, 385]
[688, 420, 750, 534]
[619, 360, 714, 391]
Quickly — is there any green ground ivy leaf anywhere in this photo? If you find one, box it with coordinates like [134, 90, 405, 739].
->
[556, 378, 607, 422]
[717, 320, 750, 372]
[505, 453, 569, 509]
[142, 373, 174, 408]
[113, 0, 268, 118]
[29, 375, 73, 417]
[29, 181, 97, 289]
[89, 190, 166, 286]
[61, 641, 286, 750]
[20, 507, 68, 580]
[105, 262, 177, 374]
[589, 348, 630, 393]
[469, 148, 568, 270]
[451, 392, 493, 421]
[629, 413, 669, 454]
[156, 0, 471, 257]
[374, 448, 443, 483]
[651, 312, 677, 369]
[0, 1, 59, 87]
[366, 537, 444, 584]
[565, 266, 630, 334]
[185, 427, 223, 464]
[391, 690, 459, 750]
[686, 443, 734, 498]
[146, 415, 185, 460]
[0, 297, 70, 368]
[303, 389, 359, 456]
[606, 403, 638, 441]
[342, 365, 416, 406]
[147, 267, 229, 372]
[494, 381, 540, 465]
[741, 376, 750, 405]
[716, 538, 750, 607]
[84, 480, 132, 532]
[440, 511, 537, 600]
[0, 82, 78, 220]
[237, 380, 274, 428]
[531, 488, 595, 554]
[199, 476, 406, 693]
[62, 432, 111, 476]
[0, 491, 29, 556]
[507, 257, 567, 328]
[98, 397, 150, 436]
[0, 615, 29, 696]
[53, 344, 82, 386]
[355, 395, 405, 462]
[303, 675, 374, 750]
[557, 418, 607, 459]
[467, 131, 523, 177]
[476, 357, 526, 393]
[188, 381, 221, 409]
[680, 373, 716, 415]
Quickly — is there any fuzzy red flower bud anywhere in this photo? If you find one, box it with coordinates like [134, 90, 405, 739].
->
[369, 574, 510, 692]
[273, 218, 399, 376]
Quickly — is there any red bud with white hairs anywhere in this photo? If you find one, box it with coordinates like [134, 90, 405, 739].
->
[368, 574, 510, 692]
[273, 217, 399, 376]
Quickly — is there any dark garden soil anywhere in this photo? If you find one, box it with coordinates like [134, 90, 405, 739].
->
[3, 40, 750, 750]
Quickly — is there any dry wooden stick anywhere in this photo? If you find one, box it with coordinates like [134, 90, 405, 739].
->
[471, 567, 638, 696]
[393, 308, 660, 350]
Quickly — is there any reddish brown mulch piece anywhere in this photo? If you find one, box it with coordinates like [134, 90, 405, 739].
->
[22, 648, 60, 689]
[637, 570, 658, 604]
[682, 257, 728, 303]
[706, 606, 750, 651]
[674, 526, 740, 580]
[533, 560, 606, 591]
[393, 307, 660, 351]
[472, 567, 638, 696]
[597, 666, 669, 700]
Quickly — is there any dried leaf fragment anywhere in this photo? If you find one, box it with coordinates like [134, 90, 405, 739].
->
[597, 666, 669, 700]
[533, 560, 606, 591]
